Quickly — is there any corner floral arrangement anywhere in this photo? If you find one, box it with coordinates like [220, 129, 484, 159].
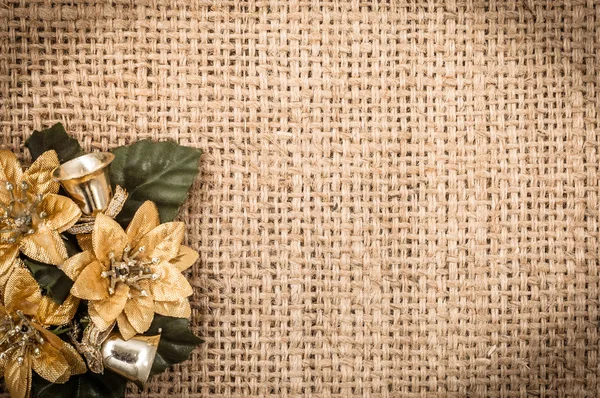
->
[0, 124, 203, 398]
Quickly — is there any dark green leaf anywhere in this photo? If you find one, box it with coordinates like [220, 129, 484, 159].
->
[143, 315, 203, 375]
[109, 140, 201, 226]
[25, 123, 84, 163]
[23, 257, 73, 304]
[32, 370, 127, 398]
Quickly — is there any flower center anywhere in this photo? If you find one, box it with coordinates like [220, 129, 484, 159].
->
[0, 181, 46, 244]
[101, 246, 160, 298]
[0, 311, 45, 364]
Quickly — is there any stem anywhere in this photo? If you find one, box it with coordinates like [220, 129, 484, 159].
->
[50, 325, 73, 336]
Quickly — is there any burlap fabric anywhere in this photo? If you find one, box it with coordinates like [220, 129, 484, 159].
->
[1, 0, 599, 397]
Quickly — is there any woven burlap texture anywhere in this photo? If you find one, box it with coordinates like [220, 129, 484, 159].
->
[1, 0, 599, 397]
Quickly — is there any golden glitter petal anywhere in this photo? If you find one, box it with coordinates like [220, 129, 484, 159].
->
[124, 294, 155, 334]
[33, 324, 65, 349]
[0, 245, 20, 290]
[22, 150, 60, 196]
[92, 283, 129, 324]
[126, 201, 160, 247]
[59, 250, 96, 281]
[0, 150, 23, 182]
[57, 342, 86, 381]
[53, 368, 71, 384]
[88, 304, 116, 332]
[32, 339, 69, 383]
[5, 352, 32, 398]
[19, 228, 68, 265]
[150, 263, 193, 301]
[30, 322, 63, 349]
[116, 312, 137, 341]
[0, 150, 23, 204]
[70, 260, 109, 301]
[136, 222, 185, 262]
[76, 233, 93, 252]
[171, 245, 199, 272]
[40, 194, 81, 233]
[154, 298, 191, 319]
[93, 214, 128, 264]
[4, 267, 41, 315]
[36, 294, 79, 327]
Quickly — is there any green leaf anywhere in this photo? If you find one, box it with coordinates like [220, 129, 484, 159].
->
[32, 370, 128, 398]
[23, 257, 73, 304]
[25, 123, 84, 163]
[143, 315, 203, 375]
[109, 140, 201, 226]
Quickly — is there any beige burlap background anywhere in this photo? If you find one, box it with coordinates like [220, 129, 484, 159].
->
[1, 0, 600, 397]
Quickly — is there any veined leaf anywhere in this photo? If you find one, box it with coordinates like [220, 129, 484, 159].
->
[143, 314, 203, 375]
[25, 123, 84, 163]
[109, 140, 201, 226]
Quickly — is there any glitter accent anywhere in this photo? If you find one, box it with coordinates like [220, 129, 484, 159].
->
[0, 311, 45, 367]
[102, 245, 158, 297]
[0, 181, 43, 244]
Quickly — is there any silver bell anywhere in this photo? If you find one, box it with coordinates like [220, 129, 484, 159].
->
[101, 332, 161, 383]
[53, 152, 115, 215]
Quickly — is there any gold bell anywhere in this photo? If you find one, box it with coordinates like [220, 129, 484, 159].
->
[52, 152, 115, 215]
[101, 332, 161, 383]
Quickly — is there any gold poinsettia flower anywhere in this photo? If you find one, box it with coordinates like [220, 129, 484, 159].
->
[61, 201, 197, 340]
[0, 266, 85, 398]
[0, 150, 81, 287]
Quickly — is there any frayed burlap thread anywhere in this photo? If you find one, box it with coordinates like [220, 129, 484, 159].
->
[1, 0, 600, 397]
